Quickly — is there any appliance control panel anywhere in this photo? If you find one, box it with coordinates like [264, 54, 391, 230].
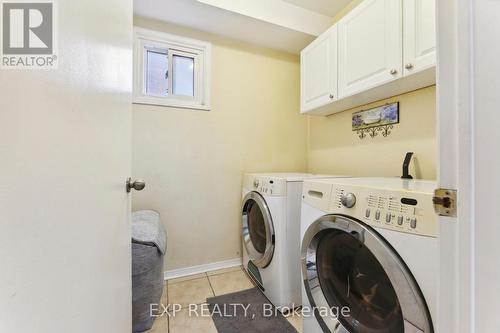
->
[243, 175, 287, 196]
[329, 185, 437, 237]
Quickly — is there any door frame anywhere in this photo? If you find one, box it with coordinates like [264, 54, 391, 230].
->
[436, 0, 500, 332]
[436, 0, 473, 331]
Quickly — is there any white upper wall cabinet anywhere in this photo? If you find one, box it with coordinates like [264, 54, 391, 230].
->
[337, 0, 403, 99]
[300, 0, 436, 115]
[300, 25, 338, 113]
[403, 0, 436, 75]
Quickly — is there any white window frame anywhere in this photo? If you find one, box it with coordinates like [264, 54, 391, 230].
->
[133, 27, 211, 111]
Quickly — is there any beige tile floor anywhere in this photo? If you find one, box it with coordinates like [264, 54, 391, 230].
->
[145, 265, 303, 333]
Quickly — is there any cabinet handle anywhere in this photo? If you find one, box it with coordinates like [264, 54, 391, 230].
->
[329, 94, 334, 99]
[390, 69, 398, 75]
[405, 63, 414, 70]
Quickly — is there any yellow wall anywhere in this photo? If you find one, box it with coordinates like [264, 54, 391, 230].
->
[308, 86, 437, 179]
[308, 0, 437, 180]
[132, 17, 308, 270]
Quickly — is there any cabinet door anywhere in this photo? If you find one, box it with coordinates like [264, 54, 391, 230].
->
[403, 0, 436, 75]
[338, 0, 402, 98]
[300, 25, 337, 113]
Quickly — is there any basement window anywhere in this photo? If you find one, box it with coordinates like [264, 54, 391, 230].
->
[133, 27, 211, 110]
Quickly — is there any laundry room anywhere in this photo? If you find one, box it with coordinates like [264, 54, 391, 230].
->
[130, 0, 438, 331]
[1, 0, 497, 333]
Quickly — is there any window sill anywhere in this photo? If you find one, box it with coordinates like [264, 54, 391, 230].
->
[133, 96, 211, 111]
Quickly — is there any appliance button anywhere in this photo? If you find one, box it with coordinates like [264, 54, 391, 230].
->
[385, 213, 391, 223]
[253, 179, 259, 188]
[397, 216, 404, 225]
[410, 218, 417, 229]
[375, 210, 381, 220]
[340, 192, 357, 208]
[365, 208, 371, 218]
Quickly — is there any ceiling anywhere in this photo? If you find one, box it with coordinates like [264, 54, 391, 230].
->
[134, 0, 351, 54]
[282, 0, 352, 18]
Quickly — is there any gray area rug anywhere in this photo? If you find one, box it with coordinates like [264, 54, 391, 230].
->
[207, 288, 298, 333]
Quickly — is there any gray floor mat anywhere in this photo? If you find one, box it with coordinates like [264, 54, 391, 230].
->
[207, 287, 298, 333]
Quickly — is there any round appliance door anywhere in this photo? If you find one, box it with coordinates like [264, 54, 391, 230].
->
[301, 215, 433, 333]
[242, 191, 275, 268]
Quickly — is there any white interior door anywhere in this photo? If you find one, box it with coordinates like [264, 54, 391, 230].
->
[403, 0, 436, 75]
[337, 0, 402, 98]
[437, 0, 500, 332]
[0, 1, 133, 332]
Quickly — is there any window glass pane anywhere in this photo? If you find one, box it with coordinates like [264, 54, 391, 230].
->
[172, 55, 194, 97]
[146, 50, 168, 96]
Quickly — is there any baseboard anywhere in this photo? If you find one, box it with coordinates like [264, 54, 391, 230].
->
[164, 257, 242, 281]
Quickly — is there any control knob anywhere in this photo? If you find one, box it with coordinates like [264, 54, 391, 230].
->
[340, 192, 356, 208]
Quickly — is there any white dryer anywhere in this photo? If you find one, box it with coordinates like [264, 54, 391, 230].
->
[241, 173, 347, 310]
[300, 178, 437, 333]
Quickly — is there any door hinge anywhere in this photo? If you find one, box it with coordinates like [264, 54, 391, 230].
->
[433, 188, 457, 217]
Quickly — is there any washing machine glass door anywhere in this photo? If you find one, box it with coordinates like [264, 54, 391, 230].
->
[242, 192, 275, 268]
[301, 215, 433, 333]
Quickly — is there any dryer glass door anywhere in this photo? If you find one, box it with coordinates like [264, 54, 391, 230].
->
[242, 192, 275, 268]
[316, 229, 403, 332]
[301, 215, 433, 333]
[248, 201, 266, 254]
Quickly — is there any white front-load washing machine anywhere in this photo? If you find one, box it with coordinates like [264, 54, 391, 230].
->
[241, 173, 347, 311]
[300, 178, 438, 333]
